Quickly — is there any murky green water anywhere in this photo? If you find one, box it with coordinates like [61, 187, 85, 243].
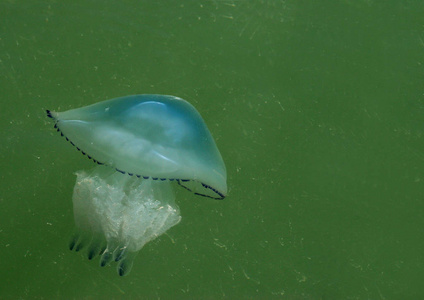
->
[1, 0, 423, 298]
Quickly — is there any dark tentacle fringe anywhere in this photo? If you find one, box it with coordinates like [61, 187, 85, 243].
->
[46, 110, 55, 119]
[177, 180, 225, 200]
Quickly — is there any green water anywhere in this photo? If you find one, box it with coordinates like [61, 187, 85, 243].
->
[1, 0, 423, 298]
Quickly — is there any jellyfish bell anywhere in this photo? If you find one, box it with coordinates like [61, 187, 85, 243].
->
[47, 94, 227, 276]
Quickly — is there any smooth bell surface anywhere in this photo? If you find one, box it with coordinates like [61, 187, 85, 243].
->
[48, 94, 227, 199]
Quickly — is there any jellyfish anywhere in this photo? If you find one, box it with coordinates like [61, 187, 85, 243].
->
[47, 94, 227, 276]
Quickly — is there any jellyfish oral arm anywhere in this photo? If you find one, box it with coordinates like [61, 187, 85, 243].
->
[70, 165, 181, 276]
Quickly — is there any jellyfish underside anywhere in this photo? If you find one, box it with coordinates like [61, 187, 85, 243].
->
[68, 165, 181, 276]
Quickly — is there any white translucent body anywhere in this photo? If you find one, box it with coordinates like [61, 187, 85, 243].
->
[71, 165, 181, 276]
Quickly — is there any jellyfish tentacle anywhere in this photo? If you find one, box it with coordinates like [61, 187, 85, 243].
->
[99, 245, 107, 256]
[113, 244, 129, 262]
[100, 246, 117, 267]
[87, 237, 105, 260]
[117, 252, 137, 276]
[73, 235, 90, 252]
[178, 180, 226, 200]
[87, 249, 96, 260]
[69, 233, 79, 251]
[100, 250, 113, 267]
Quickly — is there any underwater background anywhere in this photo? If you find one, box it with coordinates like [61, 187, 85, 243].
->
[1, 0, 423, 298]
